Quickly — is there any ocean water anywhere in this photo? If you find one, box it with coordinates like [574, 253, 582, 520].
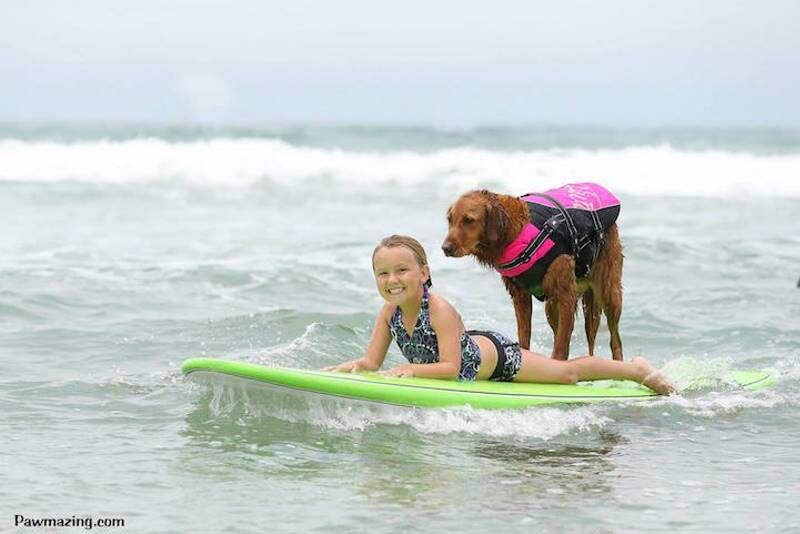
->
[1, 125, 799, 533]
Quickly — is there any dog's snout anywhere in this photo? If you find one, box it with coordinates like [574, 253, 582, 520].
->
[442, 241, 455, 257]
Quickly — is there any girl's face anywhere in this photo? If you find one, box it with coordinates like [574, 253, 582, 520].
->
[372, 246, 430, 305]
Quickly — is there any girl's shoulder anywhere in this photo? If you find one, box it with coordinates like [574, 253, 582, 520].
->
[377, 301, 398, 322]
[427, 292, 460, 321]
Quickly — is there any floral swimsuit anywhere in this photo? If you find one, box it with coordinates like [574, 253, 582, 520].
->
[388, 286, 521, 381]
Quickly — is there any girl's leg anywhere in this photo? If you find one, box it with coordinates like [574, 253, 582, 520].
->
[514, 349, 674, 394]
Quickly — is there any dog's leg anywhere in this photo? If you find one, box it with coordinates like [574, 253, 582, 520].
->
[597, 225, 624, 361]
[545, 298, 559, 337]
[504, 277, 532, 350]
[603, 283, 624, 361]
[581, 287, 601, 356]
[542, 255, 577, 360]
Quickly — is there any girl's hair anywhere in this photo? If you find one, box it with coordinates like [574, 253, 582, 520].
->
[372, 235, 433, 287]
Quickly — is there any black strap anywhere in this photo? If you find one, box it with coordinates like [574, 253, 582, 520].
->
[500, 193, 607, 273]
[496, 220, 557, 270]
[523, 192, 579, 253]
[466, 330, 507, 379]
[589, 207, 603, 241]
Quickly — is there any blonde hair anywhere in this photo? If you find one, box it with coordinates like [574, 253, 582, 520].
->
[372, 235, 432, 287]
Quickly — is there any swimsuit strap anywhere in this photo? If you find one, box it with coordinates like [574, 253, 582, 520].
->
[391, 284, 430, 339]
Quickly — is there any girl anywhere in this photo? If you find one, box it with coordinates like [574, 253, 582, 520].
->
[325, 235, 673, 395]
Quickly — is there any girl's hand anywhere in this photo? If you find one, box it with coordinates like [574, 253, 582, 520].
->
[379, 365, 414, 378]
[323, 360, 367, 373]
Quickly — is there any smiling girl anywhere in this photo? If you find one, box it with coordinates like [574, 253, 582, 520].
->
[325, 235, 673, 394]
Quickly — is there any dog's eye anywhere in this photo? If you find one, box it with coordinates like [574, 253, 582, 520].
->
[463, 216, 475, 225]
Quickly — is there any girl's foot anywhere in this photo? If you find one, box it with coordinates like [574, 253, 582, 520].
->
[632, 357, 676, 395]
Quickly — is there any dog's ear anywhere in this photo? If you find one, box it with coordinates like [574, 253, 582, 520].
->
[485, 198, 508, 247]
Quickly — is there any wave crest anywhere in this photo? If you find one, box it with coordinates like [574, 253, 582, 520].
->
[2, 137, 799, 197]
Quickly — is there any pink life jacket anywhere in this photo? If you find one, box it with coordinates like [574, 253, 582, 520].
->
[495, 182, 620, 301]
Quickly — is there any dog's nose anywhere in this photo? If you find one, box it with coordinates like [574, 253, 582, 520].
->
[442, 242, 455, 256]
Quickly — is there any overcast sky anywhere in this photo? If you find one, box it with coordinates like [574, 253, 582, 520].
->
[1, 0, 798, 126]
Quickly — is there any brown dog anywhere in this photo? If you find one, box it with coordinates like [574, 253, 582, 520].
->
[441, 183, 624, 361]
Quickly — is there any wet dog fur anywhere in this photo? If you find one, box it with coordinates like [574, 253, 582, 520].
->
[441, 189, 624, 361]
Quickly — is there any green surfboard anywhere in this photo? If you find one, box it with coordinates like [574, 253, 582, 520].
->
[181, 358, 773, 410]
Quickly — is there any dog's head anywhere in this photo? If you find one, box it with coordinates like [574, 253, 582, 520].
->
[442, 190, 509, 263]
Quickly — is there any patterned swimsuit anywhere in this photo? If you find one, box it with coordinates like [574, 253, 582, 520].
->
[388, 286, 521, 381]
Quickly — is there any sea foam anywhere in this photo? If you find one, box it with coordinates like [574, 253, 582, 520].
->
[1, 137, 799, 197]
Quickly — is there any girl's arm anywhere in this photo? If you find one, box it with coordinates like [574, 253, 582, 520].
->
[382, 295, 462, 379]
[324, 304, 393, 372]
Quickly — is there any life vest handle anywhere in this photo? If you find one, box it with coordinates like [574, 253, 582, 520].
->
[522, 192, 579, 253]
